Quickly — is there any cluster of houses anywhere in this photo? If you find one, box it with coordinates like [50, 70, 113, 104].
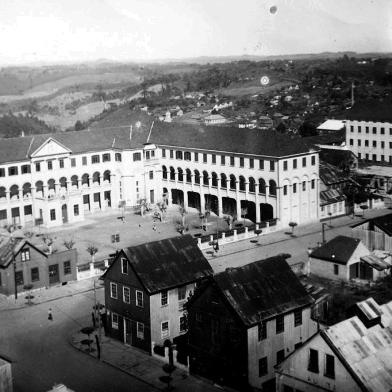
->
[99, 210, 392, 391]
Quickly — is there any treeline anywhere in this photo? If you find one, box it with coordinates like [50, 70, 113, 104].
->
[0, 112, 55, 138]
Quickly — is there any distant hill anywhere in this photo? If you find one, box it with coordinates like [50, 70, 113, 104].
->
[0, 113, 55, 138]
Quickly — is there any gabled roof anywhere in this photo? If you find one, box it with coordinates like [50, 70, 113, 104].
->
[322, 315, 392, 392]
[122, 235, 213, 294]
[310, 235, 362, 264]
[0, 109, 153, 165]
[0, 237, 47, 268]
[351, 213, 392, 237]
[149, 122, 316, 158]
[211, 255, 314, 326]
[320, 189, 346, 206]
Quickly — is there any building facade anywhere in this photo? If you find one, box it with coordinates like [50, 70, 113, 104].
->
[0, 109, 320, 230]
[102, 235, 212, 355]
[187, 255, 318, 391]
[0, 238, 77, 296]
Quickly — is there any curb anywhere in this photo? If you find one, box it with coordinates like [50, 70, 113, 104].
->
[0, 285, 101, 313]
[68, 331, 161, 391]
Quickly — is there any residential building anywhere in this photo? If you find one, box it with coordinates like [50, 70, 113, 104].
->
[204, 114, 227, 125]
[0, 238, 77, 296]
[309, 235, 391, 283]
[0, 108, 320, 231]
[187, 255, 318, 391]
[344, 99, 392, 164]
[351, 213, 392, 252]
[276, 298, 392, 392]
[317, 119, 345, 135]
[102, 235, 212, 355]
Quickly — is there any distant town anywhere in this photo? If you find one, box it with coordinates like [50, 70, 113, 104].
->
[1, 51, 392, 392]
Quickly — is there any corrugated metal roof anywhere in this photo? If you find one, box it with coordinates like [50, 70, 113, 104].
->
[0, 237, 25, 268]
[324, 314, 392, 391]
[123, 235, 213, 294]
[320, 189, 346, 206]
[213, 255, 314, 326]
[360, 254, 391, 271]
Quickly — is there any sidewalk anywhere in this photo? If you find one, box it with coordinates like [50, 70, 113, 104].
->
[70, 329, 225, 392]
[0, 276, 103, 312]
[203, 208, 390, 260]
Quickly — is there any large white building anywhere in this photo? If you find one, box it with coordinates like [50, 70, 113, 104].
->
[0, 109, 320, 230]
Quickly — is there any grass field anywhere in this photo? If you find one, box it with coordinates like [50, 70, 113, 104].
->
[218, 79, 294, 97]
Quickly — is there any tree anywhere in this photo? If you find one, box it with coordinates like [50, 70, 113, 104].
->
[360, 204, 368, 217]
[87, 245, 98, 264]
[276, 122, 287, 134]
[288, 221, 298, 235]
[299, 121, 317, 137]
[63, 238, 75, 250]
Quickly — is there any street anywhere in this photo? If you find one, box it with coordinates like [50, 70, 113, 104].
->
[0, 288, 157, 392]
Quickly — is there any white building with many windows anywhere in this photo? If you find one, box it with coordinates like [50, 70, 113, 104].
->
[0, 109, 320, 230]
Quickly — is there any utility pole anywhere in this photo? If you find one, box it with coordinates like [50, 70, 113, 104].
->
[351, 82, 355, 107]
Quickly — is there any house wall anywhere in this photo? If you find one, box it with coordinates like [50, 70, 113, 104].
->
[276, 334, 359, 392]
[188, 283, 248, 390]
[104, 255, 151, 353]
[320, 201, 345, 220]
[0, 358, 12, 392]
[247, 307, 318, 389]
[149, 283, 195, 347]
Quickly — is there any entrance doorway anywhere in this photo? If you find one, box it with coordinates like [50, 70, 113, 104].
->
[150, 189, 155, 204]
[61, 204, 68, 223]
[124, 318, 132, 345]
[49, 264, 60, 285]
[104, 191, 111, 207]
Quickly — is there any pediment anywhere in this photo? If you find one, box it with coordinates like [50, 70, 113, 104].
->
[31, 138, 72, 158]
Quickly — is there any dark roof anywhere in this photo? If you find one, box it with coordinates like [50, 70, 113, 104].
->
[310, 235, 361, 264]
[0, 109, 153, 164]
[0, 237, 25, 268]
[149, 122, 316, 158]
[351, 213, 392, 237]
[319, 162, 351, 185]
[212, 255, 314, 326]
[320, 189, 346, 206]
[123, 235, 213, 293]
[319, 148, 356, 168]
[341, 99, 392, 123]
[302, 130, 345, 147]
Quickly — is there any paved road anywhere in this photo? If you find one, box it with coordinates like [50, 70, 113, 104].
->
[0, 288, 157, 392]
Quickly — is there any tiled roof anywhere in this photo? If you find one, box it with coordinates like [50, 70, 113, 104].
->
[320, 189, 346, 206]
[149, 122, 316, 158]
[0, 237, 25, 268]
[0, 109, 153, 164]
[319, 161, 351, 185]
[322, 315, 392, 392]
[310, 235, 362, 264]
[123, 235, 213, 294]
[213, 255, 314, 326]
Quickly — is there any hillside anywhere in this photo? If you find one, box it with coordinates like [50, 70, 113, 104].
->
[0, 113, 55, 138]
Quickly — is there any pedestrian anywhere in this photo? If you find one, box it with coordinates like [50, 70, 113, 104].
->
[48, 308, 53, 321]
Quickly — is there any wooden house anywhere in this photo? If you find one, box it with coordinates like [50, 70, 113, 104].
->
[102, 235, 212, 355]
[187, 255, 318, 391]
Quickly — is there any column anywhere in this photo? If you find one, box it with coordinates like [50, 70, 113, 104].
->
[236, 182, 241, 220]
[265, 186, 269, 204]
[217, 178, 223, 216]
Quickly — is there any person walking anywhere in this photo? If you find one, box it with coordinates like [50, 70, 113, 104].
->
[48, 308, 53, 321]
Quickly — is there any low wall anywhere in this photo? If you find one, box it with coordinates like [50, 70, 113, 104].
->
[76, 260, 108, 281]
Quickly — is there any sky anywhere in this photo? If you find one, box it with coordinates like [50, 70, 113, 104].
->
[0, 0, 391, 65]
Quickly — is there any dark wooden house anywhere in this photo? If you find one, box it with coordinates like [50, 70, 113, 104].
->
[187, 255, 317, 391]
[102, 234, 212, 354]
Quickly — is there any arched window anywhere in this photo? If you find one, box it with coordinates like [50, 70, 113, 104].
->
[82, 174, 89, 187]
[115, 153, 122, 162]
[221, 173, 227, 189]
[175, 151, 183, 160]
[194, 170, 200, 184]
[23, 183, 31, 196]
[103, 170, 111, 183]
[93, 172, 100, 184]
[170, 167, 175, 181]
[230, 175, 236, 190]
[48, 179, 55, 190]
[203, 171, 209, 186]
[269, 180, 277, 196]
[186, 169, 192, 183]
[10, 184, 19, 199]
[59, 177, 67, 189]
[211, 172, 218, 187]
[35, 181, 44, 195]
[239, 176, 246, 191]
[259, 178, 266, 194]
[162, 165, 167, 180]
[249, 177, 256, 193]
[178, 168, 184, 182]
[184, 151, 191, 161]
[71, 175, 78, 187]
